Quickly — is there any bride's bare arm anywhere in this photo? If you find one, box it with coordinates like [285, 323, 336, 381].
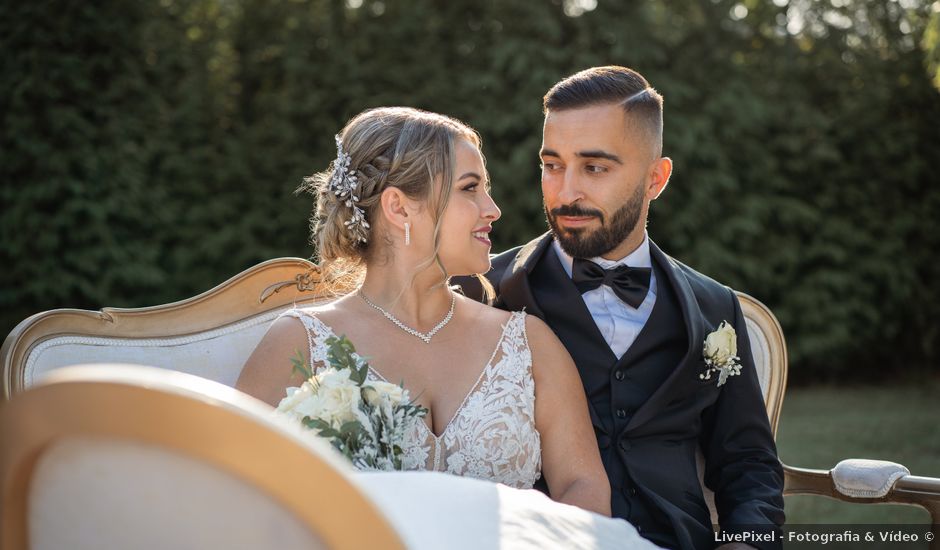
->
[528, 315, 612, 517]
[235, 317, 309, 407]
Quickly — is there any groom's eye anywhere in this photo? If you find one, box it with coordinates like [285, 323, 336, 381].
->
[585, 164, 607, 174]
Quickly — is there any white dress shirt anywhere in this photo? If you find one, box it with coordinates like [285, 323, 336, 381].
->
[553, 234, 657, 359]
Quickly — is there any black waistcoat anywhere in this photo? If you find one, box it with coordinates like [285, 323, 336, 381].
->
[530, 247, 688, 548]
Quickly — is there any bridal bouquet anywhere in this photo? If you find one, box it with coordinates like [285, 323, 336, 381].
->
[276, 336, 427, 471]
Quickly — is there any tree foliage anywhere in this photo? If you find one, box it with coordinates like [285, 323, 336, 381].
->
[2, 0, 938, 381]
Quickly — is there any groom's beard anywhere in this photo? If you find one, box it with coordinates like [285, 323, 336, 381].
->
[545, 183, 645, 259]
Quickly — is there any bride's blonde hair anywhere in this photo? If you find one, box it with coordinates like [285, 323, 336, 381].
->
[300, 107, 493, 299]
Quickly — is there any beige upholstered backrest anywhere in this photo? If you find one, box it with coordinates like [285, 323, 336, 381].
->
[0, 364, 405, 550]
[15, 309, 284, 391]
[30, 436, 324, 550]
[1, 258, 326, 399]
[735, 292, 788, 436]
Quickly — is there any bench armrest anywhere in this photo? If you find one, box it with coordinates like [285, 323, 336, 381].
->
[784, 461, 940, 548]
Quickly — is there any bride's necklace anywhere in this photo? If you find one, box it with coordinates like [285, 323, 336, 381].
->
[357, 288, 456, 344]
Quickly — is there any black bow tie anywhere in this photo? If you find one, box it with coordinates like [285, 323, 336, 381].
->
[571, 258, 652, 308]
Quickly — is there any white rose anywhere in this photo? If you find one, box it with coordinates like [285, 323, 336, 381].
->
[362, 381, 406, 408]
[315, 367, 354, 390]
[277, 381, 316, 415]
[704, 321, 737, 366]
[294, 391, 327, 420]
[318, 384, 362, 427]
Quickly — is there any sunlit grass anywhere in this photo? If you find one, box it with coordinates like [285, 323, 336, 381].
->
[776, 380, 940, 524]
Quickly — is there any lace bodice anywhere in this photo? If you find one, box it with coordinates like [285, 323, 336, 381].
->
[281, 307, 542, 489]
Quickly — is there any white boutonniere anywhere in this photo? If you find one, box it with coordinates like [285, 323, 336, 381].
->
[700, 321, 743, 387]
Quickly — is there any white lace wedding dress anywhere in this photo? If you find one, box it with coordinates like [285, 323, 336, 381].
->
[281, 307, 542, 489]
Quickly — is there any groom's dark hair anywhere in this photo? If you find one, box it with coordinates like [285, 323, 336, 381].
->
[543, 65, 664, 158]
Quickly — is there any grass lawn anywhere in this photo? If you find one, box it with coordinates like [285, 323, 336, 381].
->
[776, 379, 940, 524]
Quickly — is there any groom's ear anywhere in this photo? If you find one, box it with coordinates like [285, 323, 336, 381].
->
[647, 156, 672, 201]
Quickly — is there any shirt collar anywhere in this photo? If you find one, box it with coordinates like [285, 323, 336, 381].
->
[553, 232, 653, 278]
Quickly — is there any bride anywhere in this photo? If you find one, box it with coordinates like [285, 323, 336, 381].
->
[237, 107, 610, 516]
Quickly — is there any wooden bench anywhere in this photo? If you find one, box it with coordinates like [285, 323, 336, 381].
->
[3, 257, 938, 543]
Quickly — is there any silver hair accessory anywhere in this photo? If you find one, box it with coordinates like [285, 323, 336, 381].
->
[329, 135, 370, 243]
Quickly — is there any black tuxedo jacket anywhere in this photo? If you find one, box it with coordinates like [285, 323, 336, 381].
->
[456, 233, 785, 550]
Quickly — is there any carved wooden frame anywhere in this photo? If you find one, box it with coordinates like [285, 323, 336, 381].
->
[1, 258, 324, 399]
[736, 291, 788, 436]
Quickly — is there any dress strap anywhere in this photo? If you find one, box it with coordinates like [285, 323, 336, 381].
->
[489, 311, 532, 382]
[277, 308, 333, 372]
[505, 311, 531, 354]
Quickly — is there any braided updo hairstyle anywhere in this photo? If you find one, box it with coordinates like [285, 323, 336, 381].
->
[300, 107, 483, 289]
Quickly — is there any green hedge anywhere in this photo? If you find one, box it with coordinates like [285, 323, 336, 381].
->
[2, 0, 938, 382]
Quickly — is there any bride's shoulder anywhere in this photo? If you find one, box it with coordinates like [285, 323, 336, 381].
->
[270, 298, 359, 344]
[283, 297, 340, 315]
[453, 297, 557, 350]
[520, 314, 557, 348]
[280, 295, 352, 323]
[456, 294, 514, 325]
[519, 315, 576, 380]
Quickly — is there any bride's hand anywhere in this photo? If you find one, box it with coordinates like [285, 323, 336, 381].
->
[527, 315, 612, 517]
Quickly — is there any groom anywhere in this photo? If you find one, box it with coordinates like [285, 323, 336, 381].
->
[457, 66, 784, 549]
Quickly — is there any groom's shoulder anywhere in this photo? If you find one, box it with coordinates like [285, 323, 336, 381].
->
[489, 244, 525, 280]
[451, 244, 524, 302]
[660, 249, 739, 312]
[480, 234, 548, 280]
[670, 255, 725, 290]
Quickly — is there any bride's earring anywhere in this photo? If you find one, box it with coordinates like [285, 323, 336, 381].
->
[404, 222, 411, 246]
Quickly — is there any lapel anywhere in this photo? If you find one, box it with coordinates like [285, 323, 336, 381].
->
[624, 241, 706, 432]
[495, 232, 552, 317]
[498, 232, 611, 434]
